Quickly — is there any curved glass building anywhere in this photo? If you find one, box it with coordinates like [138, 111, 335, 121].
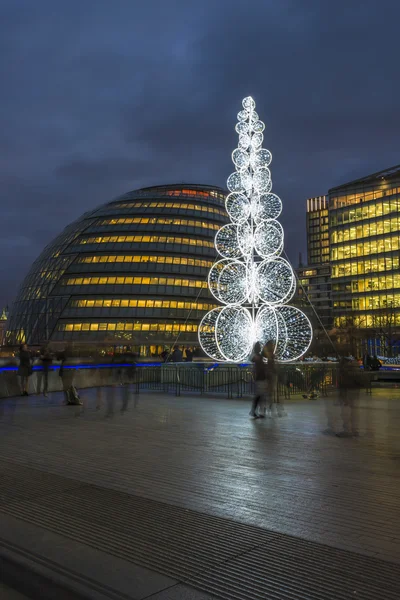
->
[7, 184, 228, 355]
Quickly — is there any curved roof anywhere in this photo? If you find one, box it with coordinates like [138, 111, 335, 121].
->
[7, 184, 228, 348]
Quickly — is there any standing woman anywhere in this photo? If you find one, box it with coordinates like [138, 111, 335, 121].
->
[18, 343, 33, 396]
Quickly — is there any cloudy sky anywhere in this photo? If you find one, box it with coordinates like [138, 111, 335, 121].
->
[1, 0, 400, 309]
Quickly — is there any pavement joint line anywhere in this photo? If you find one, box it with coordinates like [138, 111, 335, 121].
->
[0, 536, 137, 600]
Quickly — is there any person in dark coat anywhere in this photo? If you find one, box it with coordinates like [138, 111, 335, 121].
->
[18, 343, 32, 396]
[37, 345, 53, 397]
[58, 345, 80, 405]
[185, 347, 193, 362]
[172, 347, 183, 362]
[249, 342, 266, 418]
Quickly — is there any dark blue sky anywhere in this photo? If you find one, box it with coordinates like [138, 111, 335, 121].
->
[1, 0, 400, 308]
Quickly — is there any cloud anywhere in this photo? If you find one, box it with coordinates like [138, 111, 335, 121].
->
[1, 0, 400, 308]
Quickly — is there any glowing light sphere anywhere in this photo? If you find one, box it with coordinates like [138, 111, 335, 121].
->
[235, 121, 249, 135]
[215, 224, 242, 259]
[252, 167, 271, 193]
[225, 192, 250, 224]
[255, 305, 279, 347]
[250, 148, 272, 169]
[215, 306, 253, 361]
[253, 219, 284, 258]
[232, 148, 250, 171]
[251, 120, 265, 133]
[242, 96, 255, 110]
[254, 193, 282, 221]
[198, 308, 225, 361]
[227, 171, 252, 193]
[256, 257, 295, 305]
[238, 134, 251, 150]
[198, 95, 312, 362]
[274, 306, 312, 361]
[208, 259, 247, 305]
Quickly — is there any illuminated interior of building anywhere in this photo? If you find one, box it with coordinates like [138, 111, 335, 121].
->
[7, 184, 228, 355]
[329, 165, 400, 352]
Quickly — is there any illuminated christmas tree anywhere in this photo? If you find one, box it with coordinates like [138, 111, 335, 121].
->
[198, 96, 312, 362]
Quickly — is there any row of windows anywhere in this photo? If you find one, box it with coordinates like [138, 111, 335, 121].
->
[331, 217, 400, 243]
[350, 274, 400, 292]
[351, 295, 400, 311]
[112, 201, 226, 216]
[308, 240, 329, 249]
[334, 313, 400, 328]
[308, 219, 328, 228]
[98, 217, 220, 231]
[163, 189, 224, 199]
[63, 276, 208, 288]
[330, 196, 400, 222]
[331, 236, 400, 261]
[79, 235, 214, 248]
[58, 322, 199, 332]
[330, 186, 400, 209]
[76, 255, 214, 268]
[70, 299, 218, 310]
[332, 256, 400, 278]
[308, 233, 329, 242]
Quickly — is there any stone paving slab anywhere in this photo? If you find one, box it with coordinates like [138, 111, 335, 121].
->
[0, 388, 400, 598]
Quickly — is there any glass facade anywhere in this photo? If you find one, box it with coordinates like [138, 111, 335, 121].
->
[7, 184, 228, 352]
[296, 265, 332, 331]
[306, 196, 329, 265]
[329, 166, 400, 338]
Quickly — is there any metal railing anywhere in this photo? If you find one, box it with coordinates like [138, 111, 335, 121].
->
[0, 361, 374, 400]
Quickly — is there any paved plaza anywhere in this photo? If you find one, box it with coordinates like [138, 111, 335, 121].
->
[0, 386, 400, 599]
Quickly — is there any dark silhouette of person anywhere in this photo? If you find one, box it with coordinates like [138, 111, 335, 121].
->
[37, 345, 53, 397]
[185, 347, 193, 362]
[172, 347, 183, 362]
[249, 342, 266, 418]
[18, 343, 32, 396]
[370, 355, 382, 371]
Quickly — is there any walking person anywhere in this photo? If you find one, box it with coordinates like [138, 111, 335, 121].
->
[263, 340, 280, 417]
[58, 345, 81, 405]
[37, 345, 53, 397]
[18, 343, 33, 396]
[249, 342, 266, 419]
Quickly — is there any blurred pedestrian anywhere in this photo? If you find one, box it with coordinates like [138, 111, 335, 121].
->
[370, 355, 382, 371]
[336, 357, 362, 437]
[18, 343, 33, 396]
[185, 347, 193, 362]
[58, 345, 81, 405]
[362, 353, 372, 370]
[172, 346, 183, 362]
[37, 345, 53, 397]
[263, 340, 281, 417]
[160, 348, 169, 362]
[249, 342, 266, 418]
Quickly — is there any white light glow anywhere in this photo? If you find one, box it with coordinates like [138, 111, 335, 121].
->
[199, 96, 312, 362]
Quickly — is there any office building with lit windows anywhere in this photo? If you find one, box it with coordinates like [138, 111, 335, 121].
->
[296, 264, 332, 331]
[329, 165, 400, 353]
[7, 184, 228, 355]
[296, 197, 333, 333]
[306, 196, 329, 265]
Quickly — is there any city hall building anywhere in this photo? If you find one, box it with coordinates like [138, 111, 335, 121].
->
[7, 184, 228, 356]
